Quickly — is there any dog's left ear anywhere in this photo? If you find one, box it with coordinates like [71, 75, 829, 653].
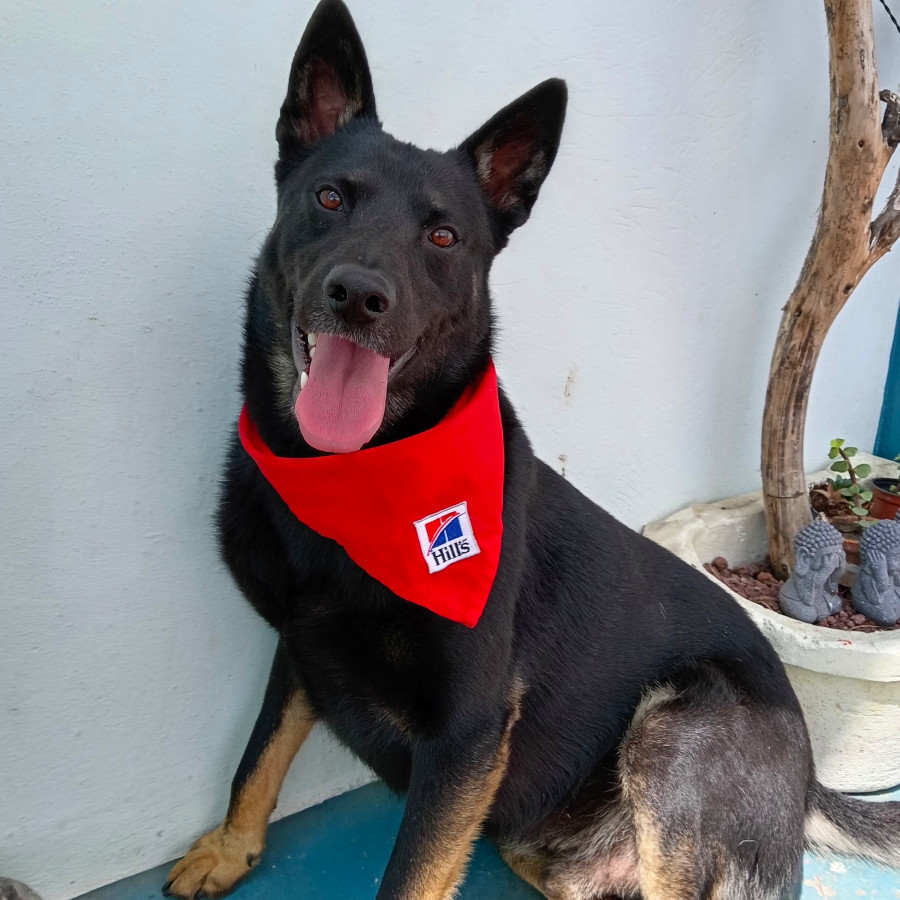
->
[459, 78, 567, 237]
[276, 0, 377, 157]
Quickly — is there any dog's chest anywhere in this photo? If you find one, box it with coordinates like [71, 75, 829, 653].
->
[287, 597, 453, 741]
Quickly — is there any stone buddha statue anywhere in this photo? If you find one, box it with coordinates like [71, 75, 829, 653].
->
[851, 519, 900, 627]
[779, 519, 845, 624]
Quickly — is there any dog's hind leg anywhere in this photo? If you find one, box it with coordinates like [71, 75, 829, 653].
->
[163, 641, 315, 899]
[620, 670, 808, 900]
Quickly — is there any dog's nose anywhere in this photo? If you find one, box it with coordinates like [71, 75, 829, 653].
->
[323, 265, 394, 325]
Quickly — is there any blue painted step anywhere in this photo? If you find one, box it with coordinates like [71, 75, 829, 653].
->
[76, 781, 900, 900]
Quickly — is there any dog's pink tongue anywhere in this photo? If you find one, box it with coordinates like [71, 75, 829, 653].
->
[295, 334, 390, 453]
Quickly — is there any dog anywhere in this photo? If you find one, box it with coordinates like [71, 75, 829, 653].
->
[163, 2, 900, 898]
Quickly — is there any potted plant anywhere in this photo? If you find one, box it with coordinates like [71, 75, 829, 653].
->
[809, 439, 875, 563]
[870, 454, 900, 519]
[643, 456, 900, 793]
[646, 0, 900, 792]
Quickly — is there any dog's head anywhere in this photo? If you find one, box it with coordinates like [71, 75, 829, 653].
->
[258, 0, 566, 453]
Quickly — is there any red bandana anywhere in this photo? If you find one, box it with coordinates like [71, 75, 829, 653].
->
[238, 362, 504, 627]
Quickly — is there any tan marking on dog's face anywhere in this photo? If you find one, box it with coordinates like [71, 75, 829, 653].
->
[164, 689, 315, 899]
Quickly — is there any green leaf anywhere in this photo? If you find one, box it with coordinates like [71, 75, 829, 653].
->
[831, 460, 850, 473]
[828, 447, 840, 459]
[845, 447, 858, 457]
[831, 438, 844, 448]
[851, 506, 868, 517]
[847, 484, 861, 495]
[855, 464, 871, 479]
[859, 490, 873, 502]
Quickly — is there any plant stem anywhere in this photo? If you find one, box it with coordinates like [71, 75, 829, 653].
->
[840, 446, 859, 486]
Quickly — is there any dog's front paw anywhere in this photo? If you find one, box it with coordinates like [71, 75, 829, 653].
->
[162, 825, 262, 899]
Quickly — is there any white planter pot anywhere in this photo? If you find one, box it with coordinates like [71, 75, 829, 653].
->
[643, 454, 900, 793]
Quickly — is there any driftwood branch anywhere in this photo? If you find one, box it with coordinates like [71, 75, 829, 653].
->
[762, 0, 900, 578]
[868, 90, 900, 264]
[868, 166, 900, 263]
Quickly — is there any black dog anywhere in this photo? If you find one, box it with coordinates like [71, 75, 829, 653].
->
[164, 3, 900, 898]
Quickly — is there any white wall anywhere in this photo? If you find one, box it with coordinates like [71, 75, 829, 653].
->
[1, 1, 898, 897]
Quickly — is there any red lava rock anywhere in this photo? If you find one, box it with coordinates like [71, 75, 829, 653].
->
[703, 557, 899, 633]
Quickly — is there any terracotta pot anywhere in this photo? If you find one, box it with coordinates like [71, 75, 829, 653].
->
[870, 477, 900, 519]
[825, 514, 875, 566]
[842, 537, 860, 566]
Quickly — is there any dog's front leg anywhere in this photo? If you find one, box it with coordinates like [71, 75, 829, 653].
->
[164, 641, 314, 899]
[376, 710, 515, 900]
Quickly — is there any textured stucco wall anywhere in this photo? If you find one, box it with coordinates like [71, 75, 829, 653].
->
[1, 1, 898, 897]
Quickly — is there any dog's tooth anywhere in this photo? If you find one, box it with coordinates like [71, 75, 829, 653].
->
[308, 332, 318, 347]
[300, 371, 308, 390]
[309, 346, 316, 358]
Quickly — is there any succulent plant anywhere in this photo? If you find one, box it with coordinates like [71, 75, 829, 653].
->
[825, 438, 873, 518]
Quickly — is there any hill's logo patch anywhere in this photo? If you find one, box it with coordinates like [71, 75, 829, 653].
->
[414, 502, 481, 574]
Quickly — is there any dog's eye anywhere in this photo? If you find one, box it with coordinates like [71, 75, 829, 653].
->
[429, 227, 457, 248]
[317, 188, 343, 211]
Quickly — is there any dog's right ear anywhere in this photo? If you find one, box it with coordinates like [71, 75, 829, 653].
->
[276, 0, 377, 157]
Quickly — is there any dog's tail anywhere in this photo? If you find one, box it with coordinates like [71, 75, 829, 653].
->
[805, 781, 900, 868]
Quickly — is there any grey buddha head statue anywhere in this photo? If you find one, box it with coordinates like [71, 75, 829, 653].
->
[852, 519, 900, 626]
[779, 518, 845, 623]
[794, 518, 845, 583]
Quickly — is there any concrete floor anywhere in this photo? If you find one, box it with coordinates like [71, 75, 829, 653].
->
[76, 782, 900, 900]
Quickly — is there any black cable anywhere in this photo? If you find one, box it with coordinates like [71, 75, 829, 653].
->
[878, 0, 900, 38]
